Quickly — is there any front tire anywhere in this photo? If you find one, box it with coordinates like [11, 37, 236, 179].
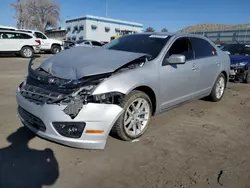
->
[51, 45, 61, 54]
[112, 90, 152, 141]
[208, 73, 226, 102]
[20, 46, 33, 58]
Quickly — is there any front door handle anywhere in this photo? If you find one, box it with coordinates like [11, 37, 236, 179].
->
[192, 63, 198, 71]
[217, 62, 221, 66]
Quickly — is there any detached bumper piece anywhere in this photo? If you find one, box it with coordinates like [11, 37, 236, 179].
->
[18, 106, 46, 132]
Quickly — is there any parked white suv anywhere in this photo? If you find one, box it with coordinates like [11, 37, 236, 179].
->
[17, 29, 63, 54]
[0, 30, 41, 58]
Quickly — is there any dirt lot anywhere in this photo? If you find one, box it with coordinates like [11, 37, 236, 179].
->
[0, 56, 249, 188]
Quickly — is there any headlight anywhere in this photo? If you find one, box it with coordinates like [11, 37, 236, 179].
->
[239, 62, 248, 66]
[231, 62, 248, 67]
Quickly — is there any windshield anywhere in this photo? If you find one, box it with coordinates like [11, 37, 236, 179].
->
[103, 34, 170, 60]
[221, 44, 250, 55]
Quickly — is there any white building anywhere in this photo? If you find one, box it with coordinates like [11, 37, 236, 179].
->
[65, 15, 143, 42]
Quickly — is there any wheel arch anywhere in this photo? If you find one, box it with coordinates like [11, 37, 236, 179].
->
[131, 85, 157, 116]
[21, 45, 33, 51]
[221, 70, 228, 85]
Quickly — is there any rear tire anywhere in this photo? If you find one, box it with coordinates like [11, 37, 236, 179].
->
[20, 46, 33, 58]
[112, 90, 152, 141]
[208, 73, 226, 102]
[51, 45, 61, 54]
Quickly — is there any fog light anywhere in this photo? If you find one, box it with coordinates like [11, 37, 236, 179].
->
[53, 122, 86, 138]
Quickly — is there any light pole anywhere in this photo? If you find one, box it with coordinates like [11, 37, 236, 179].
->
[106, 0, 108, 17]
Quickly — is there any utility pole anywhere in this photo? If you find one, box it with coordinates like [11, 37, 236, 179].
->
[106, 0, 108, 17]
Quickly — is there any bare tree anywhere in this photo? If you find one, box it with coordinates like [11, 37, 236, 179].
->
[11, 0, 27, 29]
[11, 0, 60, 32]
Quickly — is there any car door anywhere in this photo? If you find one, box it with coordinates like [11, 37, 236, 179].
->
[0, 32, 20, 51]
[190, 37, 220, 94]
[159, 37, 200, 111]
[34, 32, 49, 49]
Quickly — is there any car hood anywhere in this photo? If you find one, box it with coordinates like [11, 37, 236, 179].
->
[40, 46, 147, 80]
[48, 38, 63, 45]
[230, 55, 250, 64]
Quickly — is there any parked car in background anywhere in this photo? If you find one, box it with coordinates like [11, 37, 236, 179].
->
[63, 40, 76, 50]
[16, 29, 63, 54]
[0, 30, 40, 58]
[221, 43, 250, 83]
[100, 41, 109, 45]
[75, 39, 103, 47]
[16, 33, 230, 149]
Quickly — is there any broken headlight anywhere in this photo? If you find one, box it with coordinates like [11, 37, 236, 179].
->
[231, 62, 248, 68]
[87, 92, 124, 105]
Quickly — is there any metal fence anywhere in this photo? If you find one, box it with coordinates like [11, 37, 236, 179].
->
[191, 28, 250, 43]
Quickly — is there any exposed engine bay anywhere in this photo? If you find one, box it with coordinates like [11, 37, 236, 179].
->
[20, 53, 149, 119]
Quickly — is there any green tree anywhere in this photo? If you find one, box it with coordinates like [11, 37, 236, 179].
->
[161, 28, 168, 32]
[145, 27, 155, 32]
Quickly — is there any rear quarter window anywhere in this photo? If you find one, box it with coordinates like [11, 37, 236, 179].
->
[191, 38, 217, 59]
[20, 34, 32, 39]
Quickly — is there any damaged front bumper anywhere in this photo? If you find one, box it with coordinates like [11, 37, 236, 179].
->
[229, 67, 248, 81]
[16, 87, 123, 149]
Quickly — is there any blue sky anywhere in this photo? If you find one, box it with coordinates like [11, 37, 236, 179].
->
[1, 0, 250, 32]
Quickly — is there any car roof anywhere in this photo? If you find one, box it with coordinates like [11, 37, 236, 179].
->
[0, 30, 35, 37]
[134, 32, 209, 39]
[0, 25, 16, 29]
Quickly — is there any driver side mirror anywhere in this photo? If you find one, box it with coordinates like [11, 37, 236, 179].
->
[163, 54, 186, 66]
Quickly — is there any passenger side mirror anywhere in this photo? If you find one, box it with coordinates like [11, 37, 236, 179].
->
[164, 54, 186, 65]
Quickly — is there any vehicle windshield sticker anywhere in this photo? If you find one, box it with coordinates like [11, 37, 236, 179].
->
[149, 35, 168, 39]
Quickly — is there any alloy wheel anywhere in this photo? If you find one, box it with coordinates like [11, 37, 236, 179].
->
[215, 77, 225, 99]
[123, 98, 150, 137]
[23, 48, 32, 57]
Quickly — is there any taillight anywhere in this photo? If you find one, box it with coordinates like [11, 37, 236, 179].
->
[35, 40, 41, 45]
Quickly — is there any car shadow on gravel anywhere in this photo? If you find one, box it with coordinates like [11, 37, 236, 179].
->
[0, 53, 41, 58]
[0, 127, 59, 188]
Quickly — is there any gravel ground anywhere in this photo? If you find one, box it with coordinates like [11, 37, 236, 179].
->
[0, 56, 249, 188]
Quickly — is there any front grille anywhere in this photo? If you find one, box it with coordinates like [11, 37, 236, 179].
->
[18, 106, 46, 132]
[20, 84, 64, 105]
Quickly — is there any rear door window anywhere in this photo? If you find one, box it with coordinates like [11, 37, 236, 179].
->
[21, 34, 32, 39]
[91, 41, 103, 46]
[84, 41, 90, 45]
[191, 37, 217, 58]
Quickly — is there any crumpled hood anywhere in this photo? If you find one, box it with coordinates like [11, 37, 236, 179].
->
[230, 55, 250, 64]
[40, 46, 146, 80]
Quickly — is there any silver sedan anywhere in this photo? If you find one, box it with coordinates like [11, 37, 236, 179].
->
[16, 32, 230, 149]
